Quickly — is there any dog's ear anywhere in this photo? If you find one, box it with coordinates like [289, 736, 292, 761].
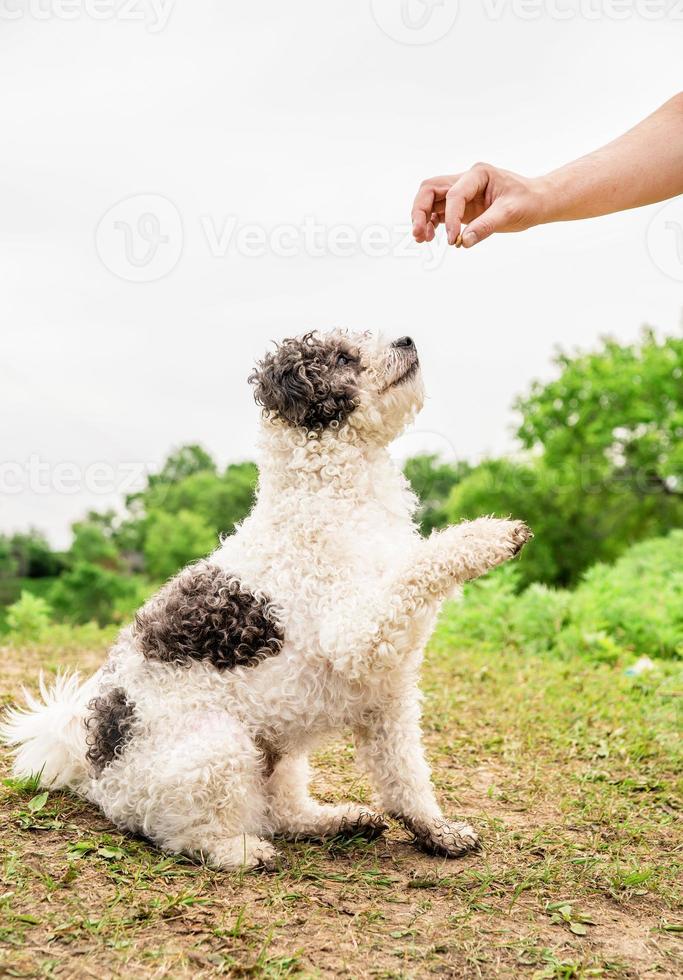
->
[249, 333, 360, 430]
[249, 336, 318, 427]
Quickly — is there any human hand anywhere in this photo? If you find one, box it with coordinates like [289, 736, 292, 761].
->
[411, 164, 548, 248]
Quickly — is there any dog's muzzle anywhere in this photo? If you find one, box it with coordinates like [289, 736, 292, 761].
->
[386, 336, 419, 388]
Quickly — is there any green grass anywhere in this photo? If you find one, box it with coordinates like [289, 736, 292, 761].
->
[0, 611, 681, 978]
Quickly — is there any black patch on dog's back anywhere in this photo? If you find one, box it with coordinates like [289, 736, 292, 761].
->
[133, 562, 284, 671]
[85, 687, 136, 776]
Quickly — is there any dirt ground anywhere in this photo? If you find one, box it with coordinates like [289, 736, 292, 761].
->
[1, 627, 681, 979]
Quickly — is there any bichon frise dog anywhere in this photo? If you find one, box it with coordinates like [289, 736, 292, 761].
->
[2, 331, 531, 870]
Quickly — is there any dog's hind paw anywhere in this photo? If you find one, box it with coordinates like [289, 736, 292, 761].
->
[403, 816, 480, 858]
[280, 804, 388, 842]
[336, 807, 389, 841]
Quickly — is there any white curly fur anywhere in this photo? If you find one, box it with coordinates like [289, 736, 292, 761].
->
[1, 331, 531, 870]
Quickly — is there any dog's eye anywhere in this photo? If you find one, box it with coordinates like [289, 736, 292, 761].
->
[337, 354, 351, 367]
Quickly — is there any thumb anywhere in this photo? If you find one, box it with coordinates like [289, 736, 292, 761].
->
[460, 199, 510, 248]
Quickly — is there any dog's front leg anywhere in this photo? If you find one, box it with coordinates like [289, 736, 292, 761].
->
[355, 704, 480, 858]
[324, 518, 531, 677]
[407, 517, 532, 596]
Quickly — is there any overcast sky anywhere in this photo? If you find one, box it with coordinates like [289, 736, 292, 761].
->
[1, 1, 681, 548]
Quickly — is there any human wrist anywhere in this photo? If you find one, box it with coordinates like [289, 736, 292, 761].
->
[528, 171, 569, 226]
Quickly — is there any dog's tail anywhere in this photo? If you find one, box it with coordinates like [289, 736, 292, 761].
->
[1, 671, 94, 790]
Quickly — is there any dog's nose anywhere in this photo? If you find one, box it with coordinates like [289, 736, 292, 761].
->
[393, 336, 415, 349]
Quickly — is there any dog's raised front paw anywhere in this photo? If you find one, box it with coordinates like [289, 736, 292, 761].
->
[403, 816, 480, 858]
[508, 520, 533, 556]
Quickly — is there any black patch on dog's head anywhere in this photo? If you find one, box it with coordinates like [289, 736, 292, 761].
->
[85, 687, 136, 776]
[134, 562, 284, 671]
[248, 332, 362, 430]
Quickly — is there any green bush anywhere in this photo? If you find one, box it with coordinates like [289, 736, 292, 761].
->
[439, 532, 683, 662]
[557, 532, 683, 660]
[509, 582, 572, 655]
[5, 591, 52, 643]
[437, 564, 519, 651]
[48, 562, 141, 627]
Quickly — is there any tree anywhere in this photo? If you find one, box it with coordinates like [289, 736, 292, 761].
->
[452, 326, 683, 588]
[70, 520, 121, 569]
[116, 446, 257, 573]
[143, 509, 218, 581]
[0, 535, 18, 579]
[447, 459, 565, 587]
[520, 329, 683, 562]
[147, 444, 217, 489]
[517, 328, 683, 504]
[9, 529, 64, 578]
[141, 462, 258, 539]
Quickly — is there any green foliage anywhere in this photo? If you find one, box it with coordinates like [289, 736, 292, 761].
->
[146, 443, 217, 488]
[440, 532, 683, 662]
[403, 454, 471, 534]
[446, 459, 565, 587]
[1, 529, 64, 579]
[70, 520, 121, 568]
[143, 509, 217, 581]
[5, 591, 52, 643]
[517, 328, 683, 493]
[48, 562, 141, 626]
[557, 532, 683, 661]
[131, 452, 256, 580]
[509, 582, 571, 654]
[443, 329, 683, 588]
[0, 535, 18, 578]
[0, 445, 258, 628]
[142, 462, 258, 541]
[517, 329, 683, 575]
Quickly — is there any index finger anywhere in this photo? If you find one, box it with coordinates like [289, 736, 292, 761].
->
[411, 178, 457, 242]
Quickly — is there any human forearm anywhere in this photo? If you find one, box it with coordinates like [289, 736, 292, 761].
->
[538, 93, 683, 224]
